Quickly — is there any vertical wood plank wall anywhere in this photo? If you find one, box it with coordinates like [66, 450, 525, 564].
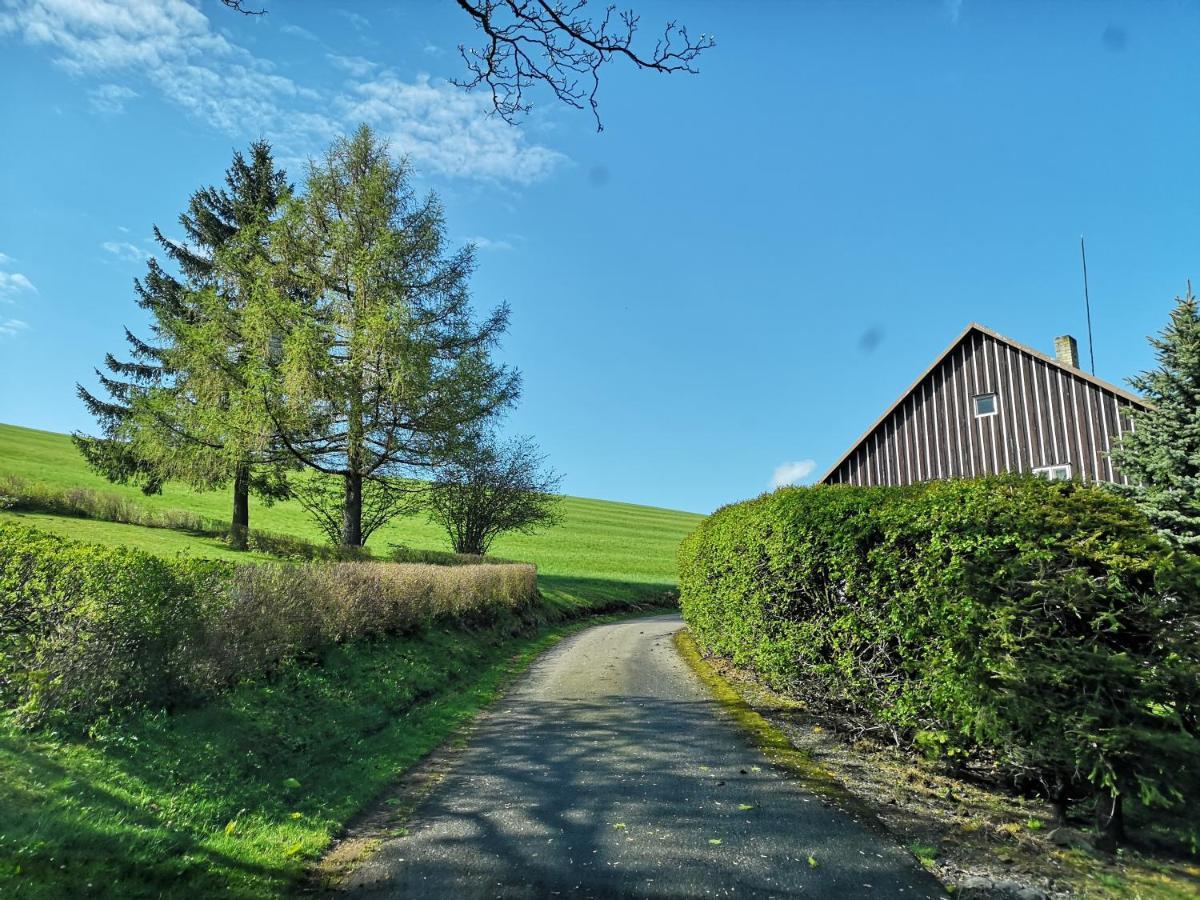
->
[824, 330, 1139, 487]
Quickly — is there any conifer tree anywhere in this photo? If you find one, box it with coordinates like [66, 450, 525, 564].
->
[1110, 284, 1200, 549]
[74, 141, 291, 548]
[251, 125, 519, 548]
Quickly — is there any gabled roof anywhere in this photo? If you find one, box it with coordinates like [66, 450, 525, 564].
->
[818, 322, 1148, 484]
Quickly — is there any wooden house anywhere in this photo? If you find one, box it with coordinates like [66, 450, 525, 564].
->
[819, 323, 1148, 487]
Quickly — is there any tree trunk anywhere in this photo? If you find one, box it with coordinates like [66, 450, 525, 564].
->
[342, 471, 363, 547]
[230, 462, 250, 551]
[1051, 776, 1071, 825]
[1094, 790, 1124, 852]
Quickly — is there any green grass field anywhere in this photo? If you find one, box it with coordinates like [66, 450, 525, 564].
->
[0, 421, 702, 898]
[0, 422, 703, 583]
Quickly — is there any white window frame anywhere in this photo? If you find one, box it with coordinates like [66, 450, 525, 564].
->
[1033, 463, 1072, 481]
[973, 392, 999, 419]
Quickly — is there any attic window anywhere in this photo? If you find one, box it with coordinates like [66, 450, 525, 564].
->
[973, 393, 998, 418]
[1033, 464, 1072, 481]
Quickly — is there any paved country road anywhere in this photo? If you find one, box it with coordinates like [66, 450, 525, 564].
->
[339, 614, 945, 899]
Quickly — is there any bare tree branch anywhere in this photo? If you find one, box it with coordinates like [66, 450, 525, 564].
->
[453, 0, 714, 130]
[221, 0, 266, 15]
[222, 0, 714, 130]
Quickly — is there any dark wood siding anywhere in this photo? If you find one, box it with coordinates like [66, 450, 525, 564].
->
[824, 329, 1141, 487]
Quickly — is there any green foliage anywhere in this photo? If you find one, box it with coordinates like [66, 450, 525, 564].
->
[74, 142, 296, 553]
[1110, 285, 1200, 549]
[0, 521, 538, 727]
[249, 125, 518, 547]
[426, 429, 563, 555]
[679, 477, 1200, 818]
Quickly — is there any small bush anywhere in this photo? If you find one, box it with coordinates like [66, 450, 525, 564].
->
[0, 521, 538, 726]
[388, 543, 515, 566]
[679, 477, 1200, 824]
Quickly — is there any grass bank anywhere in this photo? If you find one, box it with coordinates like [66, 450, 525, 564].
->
[0, 604, 670, 899]
[0, 421, 693, 896]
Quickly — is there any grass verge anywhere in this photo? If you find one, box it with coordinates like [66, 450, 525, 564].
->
[676, 629, 1200, 900]
[0, 605, 671, 899]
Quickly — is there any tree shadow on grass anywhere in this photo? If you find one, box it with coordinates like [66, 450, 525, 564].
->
[537, 573, 677, 616]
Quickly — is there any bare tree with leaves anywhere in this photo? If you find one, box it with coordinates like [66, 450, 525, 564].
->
[221, 0, 713, 129]
[426, 429, 562, 556]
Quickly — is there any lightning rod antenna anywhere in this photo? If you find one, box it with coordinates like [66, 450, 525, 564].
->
[1081, 236, 1096, 375]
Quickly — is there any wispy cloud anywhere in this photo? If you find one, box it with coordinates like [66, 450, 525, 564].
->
[465, 235, 516, 252]
[0, 318, 29, 338]
[341, 74, 566, 184]
[88, 82, 137, 114]
[101, 240, 147, 262]
[0, 272, 36, 296]
[327, 53, 377, 77]
[279, 22, 317, 41]
[944, 0, 964, 24]
[771, 459, 816, 489]
[0, 0, 564, 184]
[0, 253, 36, 300]
[336, 9, 371, 31]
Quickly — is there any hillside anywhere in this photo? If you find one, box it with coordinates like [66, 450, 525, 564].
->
[0, 423, 702, 585]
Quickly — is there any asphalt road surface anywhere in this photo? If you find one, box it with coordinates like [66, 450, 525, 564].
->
[340, 613, 944, 899]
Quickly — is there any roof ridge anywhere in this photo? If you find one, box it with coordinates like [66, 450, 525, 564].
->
[816, 322, 1147, 484]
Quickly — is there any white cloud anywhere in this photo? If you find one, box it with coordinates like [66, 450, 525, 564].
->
[88, 82, 137, 113]
[944, 0, 964, 24]
[0, 251, 36, 300]
[0, 272, 36, 296]
[101, 240, 147, 262]
[336, 9, 370, 31]
[327, 53, 377, 77]
[771, 459, 817, 489]
[0, 318, 30, 338]
[465, 235, 515, 252]
[0, 0, 564, 185]
[341, 74, 566, 184]
[279, 23, 317, 41]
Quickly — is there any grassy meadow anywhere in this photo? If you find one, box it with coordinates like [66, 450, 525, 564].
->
[0, 421, 701, 898]
[0, 422, 699, 582]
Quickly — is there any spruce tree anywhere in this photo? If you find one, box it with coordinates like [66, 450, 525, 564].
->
[74, 141, 291, 548]
[251, 125, 519, 548]
[1110, 284, 1200, 549]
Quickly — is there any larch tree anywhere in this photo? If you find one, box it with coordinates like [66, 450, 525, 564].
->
[252, 125, 519, 548]
[74, 141, 292, 549]
[1110, 284, 1200, 550]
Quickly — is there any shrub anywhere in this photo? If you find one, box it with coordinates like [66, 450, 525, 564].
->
[679, 477, 1200, 835]
[388, 543, 515, 566]
[0, 521, 538, 726]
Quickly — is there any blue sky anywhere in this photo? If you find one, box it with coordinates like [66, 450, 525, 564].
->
[1, 0, 1196, 514]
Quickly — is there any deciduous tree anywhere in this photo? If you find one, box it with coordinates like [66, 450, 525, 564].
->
[426, 429, 562, 556]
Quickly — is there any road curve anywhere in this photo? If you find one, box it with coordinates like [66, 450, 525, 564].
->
[339, 613, 944, 899]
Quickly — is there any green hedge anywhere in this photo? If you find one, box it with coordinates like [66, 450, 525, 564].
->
[0, 521, 538, 727]
[679, 477, 1200, 819]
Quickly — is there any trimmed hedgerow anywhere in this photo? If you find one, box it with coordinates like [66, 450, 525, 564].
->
[0, 521, 537, 727]
[679, 477, 1200, 835]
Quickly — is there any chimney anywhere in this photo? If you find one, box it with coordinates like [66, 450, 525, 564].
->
[1054, 334, 1080, 369]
